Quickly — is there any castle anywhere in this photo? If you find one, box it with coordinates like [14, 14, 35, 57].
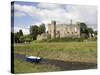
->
[37, 20, 80, 40]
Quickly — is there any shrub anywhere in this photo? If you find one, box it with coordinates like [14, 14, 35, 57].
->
[37, 37, 84, 42]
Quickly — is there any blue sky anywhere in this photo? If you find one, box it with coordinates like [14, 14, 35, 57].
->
[12, 1, 97, 34]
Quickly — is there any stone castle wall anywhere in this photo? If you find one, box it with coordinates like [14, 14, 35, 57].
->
[48, 21, 80, 39]
[37, 20, 80, 40]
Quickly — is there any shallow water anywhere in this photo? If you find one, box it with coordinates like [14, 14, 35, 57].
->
[14, 53, 97, 71]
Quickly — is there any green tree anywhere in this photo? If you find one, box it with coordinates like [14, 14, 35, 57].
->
[19, 29, 23, 36]
[80, 23, 88, 34]
[80, 22, 89, 39]
[14, 30, 24, 43]
[19, 36, 25, 43]
[30, 25, 39, 40]
[88, 28, 93, 34]
[38, 23, 46, 35]
[87, 28, 94, 37]
[94, 30, 97, 35]
[14, 32, 20, 43]
[94, 30, 97, 39]
[24, 35, 33, 43]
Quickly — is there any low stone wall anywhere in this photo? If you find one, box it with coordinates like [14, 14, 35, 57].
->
[37, 33, 48, 40]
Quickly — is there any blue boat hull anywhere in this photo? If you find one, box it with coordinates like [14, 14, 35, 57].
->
[26, 58, 41, 63]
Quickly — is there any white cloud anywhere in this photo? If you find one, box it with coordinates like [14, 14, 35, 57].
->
[14, 11, 26, 17]
[66, 5, 97, 24]
[14, 3, 97, 30]
[14, 27, 29, 35]
[14, 4, 40, 16]
[37, 3, 61, 9]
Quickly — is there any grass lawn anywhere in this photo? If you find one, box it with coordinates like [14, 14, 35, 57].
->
[14, 41, 97, 73]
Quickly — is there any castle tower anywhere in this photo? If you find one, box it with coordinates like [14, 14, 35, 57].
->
[48, 23, 51, 34]
[51, 21, 56, 38]
[47, 21, 56, 39]
[70, 19, 72, 25]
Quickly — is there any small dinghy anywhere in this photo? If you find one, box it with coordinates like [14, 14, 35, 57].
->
[26, 56, 41, 63]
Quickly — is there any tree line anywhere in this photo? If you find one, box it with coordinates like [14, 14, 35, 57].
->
[13, 23, 46, 43]
[80, 23, 97, 39]
[13, 22, 97, 43]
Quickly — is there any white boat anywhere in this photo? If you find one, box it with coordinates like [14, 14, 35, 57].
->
[26, 56, 41, 63]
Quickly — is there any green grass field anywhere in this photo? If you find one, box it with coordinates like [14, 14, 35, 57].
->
[14, 41, 97, 73]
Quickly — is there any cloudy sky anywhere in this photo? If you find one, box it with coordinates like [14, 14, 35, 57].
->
[12, 1, 97, 34]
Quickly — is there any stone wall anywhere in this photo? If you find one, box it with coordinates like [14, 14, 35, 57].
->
[37, 21, 80, 40]
[37, 33, 48, 40]
[48, 21, 80, 38]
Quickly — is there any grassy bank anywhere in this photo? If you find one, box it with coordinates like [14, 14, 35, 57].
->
[14, 41, 97, 73]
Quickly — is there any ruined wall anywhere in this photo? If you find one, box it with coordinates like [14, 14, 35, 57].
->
[48, 21, 80, 39]
[37, 20, 80, 40]
[37, 33, 48, 40]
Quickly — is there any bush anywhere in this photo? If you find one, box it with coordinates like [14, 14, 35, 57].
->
[37, 37, 84, 43]
[19, 36, 25, 43]
[80, 33, 88, 39]
[24, 35, 33, 43]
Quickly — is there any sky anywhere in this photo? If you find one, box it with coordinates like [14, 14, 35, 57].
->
[12, 1, 97, 35]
